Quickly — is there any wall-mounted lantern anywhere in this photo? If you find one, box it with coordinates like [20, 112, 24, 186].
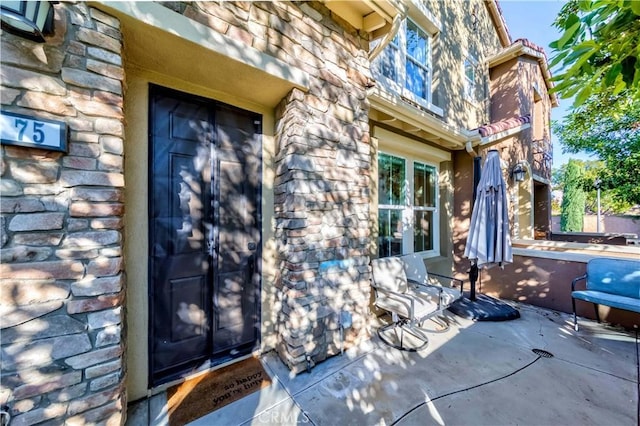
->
[511, 163, 526, 182]
[0, 1, 55, 42]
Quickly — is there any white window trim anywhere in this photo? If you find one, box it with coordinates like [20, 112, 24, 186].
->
[377, 129, 450, 258]
[374, 19, 441, 116]
[463, 54, 479, 104]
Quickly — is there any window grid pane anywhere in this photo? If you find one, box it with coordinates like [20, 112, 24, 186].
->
[379, 208, 403, 257]
[414, 162, 436, 207]
[378, 153, 406, 206]
[414, 210, 434, 252]
[381, 43, 399, 83]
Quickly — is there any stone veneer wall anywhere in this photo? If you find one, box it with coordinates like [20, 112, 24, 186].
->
[0, 4, 126, 425]
[176, 1, 374, 373]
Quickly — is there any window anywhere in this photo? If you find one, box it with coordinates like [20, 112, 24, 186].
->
[378, 152, 438, 258]
[376, 19, 432, 103]
[464, 57, 477, 102]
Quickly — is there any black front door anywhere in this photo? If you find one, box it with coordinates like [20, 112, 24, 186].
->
[148, 85, 262, 385]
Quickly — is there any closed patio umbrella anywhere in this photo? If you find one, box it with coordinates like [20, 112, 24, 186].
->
[449, 149, 519, 321]
[464, 149, 512, 269]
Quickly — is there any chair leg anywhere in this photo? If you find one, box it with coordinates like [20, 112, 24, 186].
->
[377, 320, 428, 352]
[572, 297, 578, 331]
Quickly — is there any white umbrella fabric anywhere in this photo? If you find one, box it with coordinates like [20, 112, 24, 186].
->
[449, 149, 519, 320]
[464, 149, 513, 269]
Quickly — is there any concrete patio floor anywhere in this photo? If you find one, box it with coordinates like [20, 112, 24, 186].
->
[129, 303, 639, 425]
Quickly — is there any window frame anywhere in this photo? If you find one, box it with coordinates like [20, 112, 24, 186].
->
[463, 55, 479, 103]
[377, 150, 440, 259]
[375, 19, 436, 111]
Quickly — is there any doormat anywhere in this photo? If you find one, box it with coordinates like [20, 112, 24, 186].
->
[167, 356, 272, 426]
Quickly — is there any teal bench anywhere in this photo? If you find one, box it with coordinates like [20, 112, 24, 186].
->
[571, 257, 640, 331]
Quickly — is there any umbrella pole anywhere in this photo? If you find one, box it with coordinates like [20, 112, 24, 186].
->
[470, 263, 478, 301]
[469, 156, 482, 302]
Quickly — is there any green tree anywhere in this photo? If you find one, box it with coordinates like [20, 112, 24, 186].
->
[560, 160, 586, 232]
[550, 0, 640, 106]
[551, 1, 640, 206]
[553, 95, 640, 205]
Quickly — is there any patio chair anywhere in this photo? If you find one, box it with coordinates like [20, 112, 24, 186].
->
[401, 254, 464, 323]
[371, 257, 459, 351]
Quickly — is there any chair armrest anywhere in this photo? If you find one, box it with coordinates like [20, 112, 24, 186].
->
[408, 279, 445, 310]
[571, 274, 587, 292]
[374, 287, 416, 318]
[427, 272, 464, 294]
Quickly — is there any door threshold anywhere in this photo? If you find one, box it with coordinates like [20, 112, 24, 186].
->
[146, 350, 262, 398]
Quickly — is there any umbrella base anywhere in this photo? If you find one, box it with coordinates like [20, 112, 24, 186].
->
[448, 293, 520, 321]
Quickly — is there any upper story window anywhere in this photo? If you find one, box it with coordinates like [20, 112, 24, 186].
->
[376, 19, 433, 104]
[464, 56, 478, 102]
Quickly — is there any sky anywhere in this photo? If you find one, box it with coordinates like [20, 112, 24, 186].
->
[498, 0, 592, 166]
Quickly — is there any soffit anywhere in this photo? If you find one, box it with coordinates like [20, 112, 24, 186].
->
[369, 88, 469, 150]
[92, 2, 309, 108]
[321, 0, 401, 32]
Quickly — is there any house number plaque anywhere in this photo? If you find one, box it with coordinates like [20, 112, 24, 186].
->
[1, 110, 67, 152]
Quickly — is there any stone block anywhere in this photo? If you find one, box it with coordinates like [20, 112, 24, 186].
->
[9, 212, 64, 231]
[89, 371, 119, 391]
[0, 197, 45, 213]
[90, 8, 121, 29]
[76, 27, 121, 54]
[70, 188, 123, 202]
[72, 131, 100, 143]
[0, 260, 84, 280]
[0, 246, 52, 263]
[1, 87, 21, 104]
[87, 307, 121, 329]
[16, 92, 75, 116]
[10, 403, 68, 426]
[66, 291, 123, 314]
[61, 67, 121, 95]
[66, 399, 123, 426]
[72, 275, 122, 297]
[67, 384, 121, 416]
[60, 170, 124, 187]
[87, 47, 122, 66]
[69, 98, 123, 119]
[95, 325, 121, 347]
[68, 142, 100, 158]
[87, 59, 124, 81]
[55, 248, 99, 260]
[9, 161, 59, 184]
[65, 345, 122, 369]
[96, 22, 122, 40]
[0, 179, 23, 196]
[4, 334, 90, 373]
[95, 118, 124, 136]
[86, 256, 122, 277]
[91, 218, 124, 229]
[48, 382, 87, 403]
[0, 300, 63, 329]
[0, 65, 66, 95]
[2, 315, 86, 344]
[100, 136, 124, 154]
[97, 153, 123, 171]
[70, 202, 123, 217]
[63, 156, 97, 170]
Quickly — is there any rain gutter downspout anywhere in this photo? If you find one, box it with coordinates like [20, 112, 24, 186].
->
[369, 2, 407, 61]
[465, 130, 481, 157]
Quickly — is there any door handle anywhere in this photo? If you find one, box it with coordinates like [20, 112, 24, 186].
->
[247, 242, 257, 250]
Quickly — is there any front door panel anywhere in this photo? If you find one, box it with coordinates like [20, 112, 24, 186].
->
[149, 86, 261, 385]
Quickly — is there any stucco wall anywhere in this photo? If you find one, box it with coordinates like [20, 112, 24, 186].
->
[477, 253, 640, 329]
[429, 0, 503, 131]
